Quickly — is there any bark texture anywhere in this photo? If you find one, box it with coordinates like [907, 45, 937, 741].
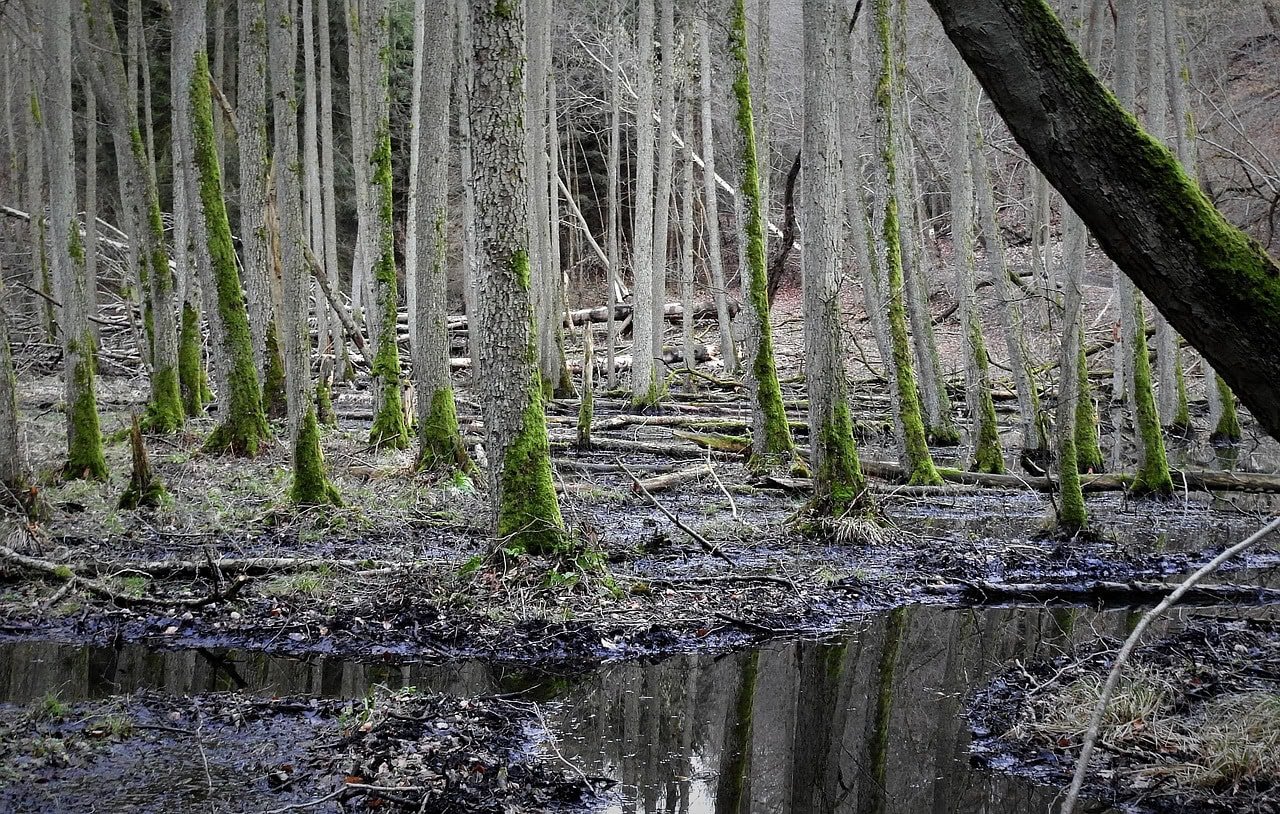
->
[927, 0, 1280, 442]
[469, 0, 566, 554]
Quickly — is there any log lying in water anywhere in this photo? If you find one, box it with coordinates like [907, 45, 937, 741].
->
[914, 579, 1280, 606]
[434, 300, 737, 333]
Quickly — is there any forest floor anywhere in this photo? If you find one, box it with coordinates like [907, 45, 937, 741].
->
[4, 283, 1280, 811]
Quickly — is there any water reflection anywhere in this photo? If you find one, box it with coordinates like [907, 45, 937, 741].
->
[5, 605, 1272, 812]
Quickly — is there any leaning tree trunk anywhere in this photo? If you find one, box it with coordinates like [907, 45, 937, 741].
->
[699, 15, 739, 377]
[947, 52, 1003, 474]
[730, 0, 795, 470]
[802, 0, 869, 519]
[239, 0, 286, 419]
[45, 0, 107, 481]
[926, 0, 1280, 443]
[409, 0, 470, 475]
[176, 0, 271, 457]
[868, 0, 940, 486]
[79, 0, 184, 433]
[630, 0, 658, 407]
[269, 0, 339, 505]
[468, 0, 566, 554]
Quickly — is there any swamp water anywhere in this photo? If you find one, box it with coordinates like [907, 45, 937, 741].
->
[5, 603, 1274, 813]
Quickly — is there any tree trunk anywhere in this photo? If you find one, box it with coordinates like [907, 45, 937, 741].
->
[868, 0, 940, 486]
[23, 39, 55, 343]
[926, 0, 1280, 443]
[269, 0, 339, 505]
[646, 0, 677, 405]
[468, 0, 566, 554]
[630, 0, 658, 406]
[699, 15, 739, 377]
[177, 0, 270, 457]
[947, 51, 1003, 474]
[680, 84, 696, 388]
[45, 0, 107, 481]
[317, 0, 345, 382]
[803, 0, 869, 518]
[731, 0, 795, 469]
[0, 280, 25, 492]
[606, 0, 622, 387]
[409, 0, 470, 475]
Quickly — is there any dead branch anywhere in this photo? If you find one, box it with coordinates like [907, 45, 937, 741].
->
[619, 461, 734, 565]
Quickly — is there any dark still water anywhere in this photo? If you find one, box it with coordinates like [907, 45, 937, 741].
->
[6, 604, 1263, 813]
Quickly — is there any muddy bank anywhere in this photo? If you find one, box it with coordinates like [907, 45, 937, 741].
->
[969, 618, 1280, 814]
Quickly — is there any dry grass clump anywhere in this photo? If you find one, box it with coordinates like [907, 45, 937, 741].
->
[1010, 665, 1176, 748]
[1176, 691, 1280, 789]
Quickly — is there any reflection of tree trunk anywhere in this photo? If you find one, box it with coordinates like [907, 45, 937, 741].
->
[715, 650, 759, 814]
[857, 606, 907, 814]
[789, 642, 850, 811]
[929, 611, 970, 814]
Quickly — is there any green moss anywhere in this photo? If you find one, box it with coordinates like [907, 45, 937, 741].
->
[1129, 299, 1174, 498]
[290, 405, 341, 506]
[496, 379, 566, 556]
[315, 374, 336, 426]
[730, 0, 793, 467]
[1075, 346, 1105, 473]
[142, 364, 183, 433]
[178, 300, 204, 417]
[1057, 435, 1087, 533]
[416, 388, 472, 475]
[367, 127, 409, 451]
[261, 320, 287, 419]
[577, 335, 594, 450]
[867, 605, 906, 812]
[190, 50, 270, 457]
[1211, 374, 1242, 443]
[967, 319, 1005, 474]
[63, 331, 108, 482]
[119, 417, 167, 510]
[814, 400, 870, 518]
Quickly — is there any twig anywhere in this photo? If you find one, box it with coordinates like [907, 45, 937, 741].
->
[618, 460, 734, 565]
[1060, 514, 1280, 814]
[706, 451, 741, 524]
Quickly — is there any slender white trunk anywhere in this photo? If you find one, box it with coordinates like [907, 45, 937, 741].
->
[630, 0, 657, 404]
[605, 0, 622, 387]
[699, 15, 738, 376]
[650, 0, 676, 391]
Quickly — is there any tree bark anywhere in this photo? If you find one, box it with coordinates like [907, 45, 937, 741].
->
[926, 0, 1280, 442]
[699, 14, 739, 377]
[468, 0, 566, 553]
[0, 280, 25, 492]
[630, 0, 658, 406]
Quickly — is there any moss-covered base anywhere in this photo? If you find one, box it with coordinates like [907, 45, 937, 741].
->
[1130, 300, 1174, 498]
[369, 395, 411, 451]
[809, 402, 870, 518]
[291, 406, 341, 506]
[415, 388, 472, 475]
[1075, 349, 1105, 473]
[496, 389, 567, 557]
[1056, 436, 1087, 534]
[1210, 375, 1242, 444]
[628, 376, 667, 413]
[63, 338, 108, 483]
[262, 321, 287, 420]
[927, 424, 962, 447]
[142, 364, 184, 434]
[315, 376, 336, 426]
[203, 411, 272, 458]
[178, 301, 205, 417]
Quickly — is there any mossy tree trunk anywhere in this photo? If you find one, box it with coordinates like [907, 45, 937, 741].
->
[0, 280, 27, 494]
[730, 0, 795, 470]
[269, 0, 340, 505]
[927, 0, 1280, 443]
[947, 52, 1004, 474]
[802, 0, 870, 519]
[468, 0, 566, 555]
[356, 0, 410, 451]
[238, 0, 286, 420]
[45, 0, 107, 482]
[177, 0, 271, 458]
[868, 0, 941, 486]
[170, 2, 206, 419]
[22, 40, 56, 345]
[408, 0, 470, 476]
[78, 0, 183, 434]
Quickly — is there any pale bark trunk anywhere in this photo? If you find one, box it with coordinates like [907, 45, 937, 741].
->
[23, 40, 54, 342]
[0, 279, 22, 489]
[547, 69, 573, 396]
[318, 0, 344, 379]
[46, 0, 107, 480]
[680, 85, 696, 383]
[468, 0, 565, 553]
[409, 0, 468, 473]
[649, 0, 677, 397]
[83, 87, 99, 341]
[345, 0, 370, 325]
[948, 51, 1003, 474]
[699, 15, 739, 376]
[456, 0, 480, 370]
[302, 0, 327, 372]
[803, 0, 867, 516]
[630, 0, 658, 405]
[238, 0, 276, 387]
[606, 0, 622, 387]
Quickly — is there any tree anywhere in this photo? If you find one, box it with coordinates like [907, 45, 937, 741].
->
[927, 0, 1280, 443]
[731, 0, 796, 470]
[176, 0, 271, 457]
[408, 0, 470, 475]
[0, 280, 26, 497]
[45, 0, 107, 481]
[270, 0, 340, 505]
[947, 51, 1003, 474]
[868, 0, 941, 486]
[698, 13, 739, 377]
[802, 0, 870, 519]
[630, 0, 659, 408]
[468, 0, 566, 554]
[352, 0, 410, 450]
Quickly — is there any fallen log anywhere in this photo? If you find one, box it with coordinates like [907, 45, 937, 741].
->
[837, 460, 1280, 494]
[914, 579, 1280, 606]
[672, 430, 751, 455]
[634, 464, 714, 494]
[550, 436, 739, 461]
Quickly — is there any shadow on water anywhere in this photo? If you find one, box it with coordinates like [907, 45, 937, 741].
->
[7, 604, 1278, 812]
